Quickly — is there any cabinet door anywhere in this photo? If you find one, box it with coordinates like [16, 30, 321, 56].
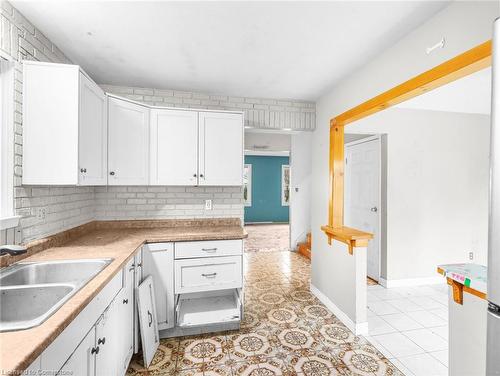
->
[108, 97, 150, 185]
[143, 243, 175, 330]
[95, 301, 120, 376]
[150, 109, 199, 185]
[58, 327, 96, 376]
[134, 251, 143, 353]
[116, 262, 135, 375]
[199, 112, 243, 186]
[78, 73, 107, 185]
[137, 276, 160, 368]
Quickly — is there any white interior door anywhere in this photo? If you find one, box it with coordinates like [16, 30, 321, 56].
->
[150, 109, 198, 185]
[345, 137, 381, 281]
[108, 97, 150, 185]
[199, 112, 243, 186]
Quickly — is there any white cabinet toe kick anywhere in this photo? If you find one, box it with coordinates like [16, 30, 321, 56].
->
[143, 239, 244, 338]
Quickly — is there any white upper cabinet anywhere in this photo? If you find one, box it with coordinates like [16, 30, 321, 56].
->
[199, 112, 243, 186]
[150, 109, 198, 185]
[23, 62, 107, 185]
[151, 109, 243, 186]
[108, 97, 150, 185]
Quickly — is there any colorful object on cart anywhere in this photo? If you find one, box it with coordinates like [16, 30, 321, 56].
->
[438, 263, 487, 295]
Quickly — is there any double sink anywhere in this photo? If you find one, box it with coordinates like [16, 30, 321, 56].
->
[0, 259, 112, 332]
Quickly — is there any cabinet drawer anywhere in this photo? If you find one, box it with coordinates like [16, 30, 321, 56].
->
[175, 256, 242, 294]
[175, 240, 242, 259]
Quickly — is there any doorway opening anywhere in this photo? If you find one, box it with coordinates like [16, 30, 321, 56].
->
[243, 129, 312, 255]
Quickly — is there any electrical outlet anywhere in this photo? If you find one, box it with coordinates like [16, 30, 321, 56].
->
[205, 199, 212, 210]
[36, 207, 46, 220]
[468, 251, 474, 261]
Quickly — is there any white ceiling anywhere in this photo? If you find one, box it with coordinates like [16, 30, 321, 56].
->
[396, 67, 492, 114]
[13, 1, 449, 101]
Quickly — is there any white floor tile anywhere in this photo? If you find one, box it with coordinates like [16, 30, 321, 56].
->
[402, 328, 448, 352]
[429, 307, 448, 321]
[386, 298, 425, 313]
[429, 325, 448, 342]
[429, 350, 449, 367]
[368, 316, 397, 336]
[398, 352, 448, 376]
[370, 288, 405, 300]
[372, 332, 425, 358]
[390, 287, 421, 297]
[365, 335, 395, 359]
[406, 310, 447, 328]
[409, 296, 446, 310]
[367, 308, 377, 317]
[367, 300, 401, 316]
[381, 313, 424, 331]
[389, 358, 416, 376]
[368, 292, 382, 302]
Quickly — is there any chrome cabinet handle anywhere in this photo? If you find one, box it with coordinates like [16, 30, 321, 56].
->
[91, 346, 99, 355]
[202, 272, 217, 278]
[123, 298, 129, 304]
[147, 310, 153, 327]
[202, 248, 217, 253]
[109, 171, 115, 176]
[370, 207, 378, 212]
[193, 173, 197, 177]
[98, 337, 106, 345]
[200, 174, 204, 178]
[80, 168, 87, 173]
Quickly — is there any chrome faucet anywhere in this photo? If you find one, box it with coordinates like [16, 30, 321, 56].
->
[0, 245, 27, 256]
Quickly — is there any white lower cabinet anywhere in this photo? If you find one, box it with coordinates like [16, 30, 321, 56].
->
[40, 256, 137, 376]
[143, 243, 175, 330]
[95, 298, 121, 376]
[58, 328, 95, 376]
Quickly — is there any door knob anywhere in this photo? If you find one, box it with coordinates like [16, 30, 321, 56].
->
[370, 207, 378, 212]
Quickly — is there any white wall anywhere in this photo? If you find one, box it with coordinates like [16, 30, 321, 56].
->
[290, 132, 311, 249]
[348, 108, 490, 281]
[311, 1, 498, 326]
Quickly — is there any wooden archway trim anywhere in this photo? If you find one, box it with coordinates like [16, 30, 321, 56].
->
[322, 40, 492, 249]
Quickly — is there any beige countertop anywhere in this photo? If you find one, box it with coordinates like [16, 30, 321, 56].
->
[0, 220, 246, 373]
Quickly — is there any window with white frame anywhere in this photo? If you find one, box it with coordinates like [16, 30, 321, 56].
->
[281, 164, 290, 206]
[0, 59, 18, 230]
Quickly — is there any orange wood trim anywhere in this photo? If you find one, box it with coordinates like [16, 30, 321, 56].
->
[329, 122, 345, 229]
[321, 225, 373, 254]
[335, 40, 491, 126]
[323, 40, 492, 245]
[445, 277, 487, 303]
[451, 279, 464, 305]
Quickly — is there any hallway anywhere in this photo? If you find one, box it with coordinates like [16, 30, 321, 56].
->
[244, 224, 290, 253]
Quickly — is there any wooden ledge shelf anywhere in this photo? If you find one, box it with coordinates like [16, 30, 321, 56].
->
[321, 225, 373, 254]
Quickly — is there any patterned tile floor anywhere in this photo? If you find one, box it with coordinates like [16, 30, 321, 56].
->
[127, 251, 403, 375]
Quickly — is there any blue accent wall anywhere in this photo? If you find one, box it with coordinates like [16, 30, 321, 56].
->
[244, 155, 289, 223]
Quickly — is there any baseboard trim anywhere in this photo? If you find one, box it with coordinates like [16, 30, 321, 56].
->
[310, 284, 368, 335]
[379, 276, 445, 288]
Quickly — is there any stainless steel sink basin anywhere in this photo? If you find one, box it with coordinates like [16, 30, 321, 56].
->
[0, 284, 75, 330]
[0, 258, 113, 332]
[0, 259, 112, 286]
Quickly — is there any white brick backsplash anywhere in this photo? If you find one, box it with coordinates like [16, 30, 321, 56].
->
[101, 84, 316, 131]
[93, 186, 243, 221]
